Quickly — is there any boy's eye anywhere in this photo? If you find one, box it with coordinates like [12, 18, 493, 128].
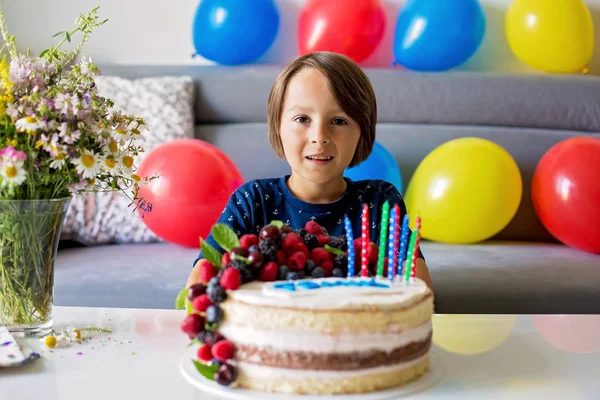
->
[331, 118, 348, 125]
[294, 116, 310, 123]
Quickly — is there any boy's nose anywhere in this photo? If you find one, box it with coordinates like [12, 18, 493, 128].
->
[310, 124, 330, 144]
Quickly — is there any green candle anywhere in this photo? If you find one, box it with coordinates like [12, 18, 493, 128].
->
[404, 229, 418, 282]
[376, 201, 390, 277]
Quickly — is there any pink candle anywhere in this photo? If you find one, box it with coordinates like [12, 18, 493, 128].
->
[361, 204, 369, 277]
[410, 216, 421, 278]
[392, 204, 400, 280]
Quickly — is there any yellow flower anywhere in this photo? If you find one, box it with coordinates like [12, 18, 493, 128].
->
[16, 116, 45, 134]
[0, 160, 27, 188]
[44, 335, 57, 348]
[49, 152, 66, 170]
[72, 149, 104, 179]
[102, 157, 120, 176]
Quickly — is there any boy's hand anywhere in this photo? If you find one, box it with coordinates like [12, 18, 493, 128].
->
[186, 259, 204, 288]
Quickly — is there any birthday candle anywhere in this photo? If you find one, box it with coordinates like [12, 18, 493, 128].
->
[360, 204, 369, 277]
[387, 207, 396, 282]
[410, 216, 421, 278]
[392, 204, 401, 281]
[344, 215, 355, 278]
[397, 214, 410, 278]
[376, 201, 390, 277]
[404, 229, 418, 283]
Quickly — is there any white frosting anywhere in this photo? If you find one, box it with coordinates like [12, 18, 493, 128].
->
[229, 277, 430, 310]
[236, 353, 428, 380]
[219, 321, 432, 354]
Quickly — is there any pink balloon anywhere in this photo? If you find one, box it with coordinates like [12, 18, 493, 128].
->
[533, 315, 600, 353]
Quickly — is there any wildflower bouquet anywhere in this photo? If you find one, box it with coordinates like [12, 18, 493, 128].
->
[0, 6, 153, 334]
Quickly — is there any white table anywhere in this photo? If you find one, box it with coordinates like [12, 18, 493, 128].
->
[1, 307, 599, 399]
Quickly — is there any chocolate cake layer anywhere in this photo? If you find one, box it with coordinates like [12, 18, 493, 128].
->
[233, 334, 432, 371]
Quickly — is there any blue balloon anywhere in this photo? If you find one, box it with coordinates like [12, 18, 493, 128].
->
[192, 0, 279, 65]
[393, 0, 486, 71]
[344, 142, 403, 194]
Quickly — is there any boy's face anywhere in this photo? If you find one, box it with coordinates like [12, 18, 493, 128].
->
[279, 68, 361, 187]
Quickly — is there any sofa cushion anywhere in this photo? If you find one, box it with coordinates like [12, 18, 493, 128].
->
[54, 241, 600, 314]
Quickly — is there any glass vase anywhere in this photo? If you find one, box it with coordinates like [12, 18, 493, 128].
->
[0, 197, 71, 337]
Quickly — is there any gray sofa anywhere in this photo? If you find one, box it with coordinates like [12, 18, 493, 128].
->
[54, 66, 600, 314]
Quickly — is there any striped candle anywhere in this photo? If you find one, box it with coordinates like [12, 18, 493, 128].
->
[397, 214, 410, 278]
[360, 204, 369, 277]
[410, 216, 422, 278]
[386, 207, 396, 282]
[392, 204, 401, 281]
[404, 229, 418, 283]
[376, 201, 390, 277]
[344, 215, 355, 278]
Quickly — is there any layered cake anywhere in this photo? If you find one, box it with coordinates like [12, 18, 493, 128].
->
[179, 216, 432, 395]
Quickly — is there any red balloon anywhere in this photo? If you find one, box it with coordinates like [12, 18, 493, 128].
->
[298, 0, 386, 63]
[532, 137, 600, 254]
[136, 139, 243, 248]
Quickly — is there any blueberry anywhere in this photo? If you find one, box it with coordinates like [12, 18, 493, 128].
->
[207, 285, 227, 303]
[248, 245, 259, 253]
[332, 268, 345, 278]
[311, 267, 325, 279]
[278, 265, 290, 280]
[286, 271, 305, 280]
[206, 305, 223, 324]
[209, 276, 220, 287]
[305, 260, 317, 272]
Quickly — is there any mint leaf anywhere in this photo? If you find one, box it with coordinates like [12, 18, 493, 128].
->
[200, 237, 222, 268]
[205, 321, 219, 331]
[186, 301, 194, 315]
[325, 244, 345, 256]
[212, 224, 240, 253]
[187, 336, 201, 347]
[234, 254, 251, 264]
[175, 287, 188, 310]
[269, 220, 284, 229]
[193, 360, 219, 380]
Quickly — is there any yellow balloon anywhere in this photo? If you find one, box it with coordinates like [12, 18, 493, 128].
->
[432, 314, 518, 355]
[404, 137, 522, 244]
[505, 0, 594, 73]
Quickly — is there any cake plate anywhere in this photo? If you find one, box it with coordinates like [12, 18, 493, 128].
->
[180, 348, 445, 399]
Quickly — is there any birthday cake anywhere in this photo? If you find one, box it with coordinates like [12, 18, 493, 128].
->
[178, 209, 432, 395]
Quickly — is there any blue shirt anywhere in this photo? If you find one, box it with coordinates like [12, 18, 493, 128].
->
[195, 176, 424, 265]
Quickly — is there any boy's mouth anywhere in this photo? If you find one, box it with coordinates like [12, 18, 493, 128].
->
[306, 154, 334, 162]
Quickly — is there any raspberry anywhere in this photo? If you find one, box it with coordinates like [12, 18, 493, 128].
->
[198, 331, 223, 346]
[231, 263, 253, 284]
[198, 259, 218, 284]
[321, 260, 334, 277]
[192, 294, 212, 312]
[305, 220, 324, 235]
[181, 314, 205, 339]
[276, 250, 287, 266]
[239, 234, 258, 250]
[292, 243, 310, 259]
[258, 261, 279, 281]
[207, 284, 227, 303]
[316, 234, 330, 246]
[303, 233, 319, 250]
[212, 340, 235, 362]
[367, 242, 379, 263]
[221, 252, 231, 267]
[220, 268, 241, 291]
[282, 233, 302, 253]
[311, 247, 332, 266]
[287, 252, 307, 271]
[197, 344, 213, 362]
[206, 305, 224, 324]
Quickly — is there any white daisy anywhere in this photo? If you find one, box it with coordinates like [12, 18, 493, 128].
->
[15, 116, 45, 133]
[111, 127, 132, 143]
[0, 160, 27, 187]
[72, 149, 104, 179]
[102, 157, 120, 176]
[103, 140, 120, 156]
[129, 126, 146, 142]
[49, 152, 67, 170]
[118, 152, 135, 175]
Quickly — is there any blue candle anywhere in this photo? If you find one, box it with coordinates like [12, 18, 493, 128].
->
[344, 215, 355, 278]
[398, 214, 410, 278]
[387, 207, 397, 282]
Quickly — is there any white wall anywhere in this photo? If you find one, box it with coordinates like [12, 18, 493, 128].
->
[2, 0, 600, 74]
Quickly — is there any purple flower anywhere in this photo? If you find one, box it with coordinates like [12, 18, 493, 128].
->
[0, 146, 27, 163]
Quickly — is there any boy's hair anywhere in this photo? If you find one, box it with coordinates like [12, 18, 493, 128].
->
[267, 52, 376, 168]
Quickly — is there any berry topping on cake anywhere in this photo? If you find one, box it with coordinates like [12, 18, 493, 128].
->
[187, 283, 206, 302]
[198, 331, 223, 346]
[207, 283, 227, 304]
[206, 305, 224, 324]
[321, 260, 334, 277]
[316, 234, 330, 246]
[197, 344, 213, 363]
[214, 363, 237, 386]
[258, 238, 277, 261]
[198, 260, 218, 284]
[287, 251, 307, 271]
[247, 249, 264, 269]
[258, 261, 279, 282]
[311, 247, 332, 266]
[221, 252, 231, 267]
[332, 268, 345, 278]
[329, 236, 347, 251]
[220, 268, 241, 291]
[276, 250, 287, 266]
[281, 232, 302, 253]
[180, 314, 205, 339]
[286, 270, 305, 280]
[239, 234, 258, 250]
[212, 340, 235, 362]
[278, 265, 290, 280]
[192, 294, 212, 313]
[304, 220, 324, 235]
[302, 233, 319, 249]
[229, 246, 249, 260]
[311, 266, 325, 279]
[259, 224, 281, 241]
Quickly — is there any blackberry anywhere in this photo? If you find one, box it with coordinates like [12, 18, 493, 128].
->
[228, 260, 253, 283]
[197, 331, 223, 346]
[311, 267, 325, 279]
[278, 265, 290, 280]
[295, 228, 307, 237]
[206, 305, 224, 324]
[329, 236, 347, 252]
[286, 271, 305, 280]
[334, 254, 348, 269]
[228, 259, 247, 269]
[303, 233, 319, 250]
[207, 284, 227, 303]
[258, 238, 277, 261]
[332, 268, 345, 278]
